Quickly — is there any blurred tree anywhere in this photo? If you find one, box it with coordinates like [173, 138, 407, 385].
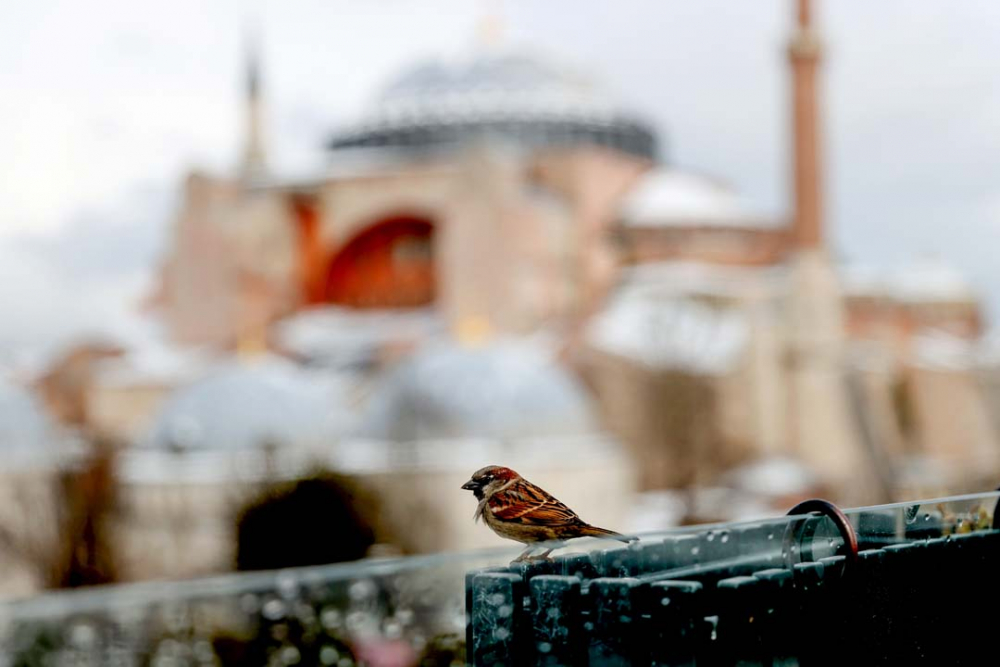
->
[235, 471, 376, 570]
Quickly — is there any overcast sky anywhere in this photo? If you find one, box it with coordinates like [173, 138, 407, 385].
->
[3, 0, 1000, 365]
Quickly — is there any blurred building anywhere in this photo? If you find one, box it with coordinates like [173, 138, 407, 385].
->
[19, 0, 1000, 584]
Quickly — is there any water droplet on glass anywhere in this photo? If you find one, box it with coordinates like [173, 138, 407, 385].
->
[321, 608, 342, 630]
[720, 533, 730, 544]
[619, 614, 631, 623]
[277, 571, 299, 600]
[924, 514, 932, 522]
[320, 646, 340, 665]
[538, 642, 552, 654]
[240, 593, 260, 614]
[69, 623, 97, 648]
[263, 599, 286, 621]
[661, 597, 671, 606]
[489, 593, 505, 606]
[691, 546, 700, 556]
[494, 627, 510, 640]
[281, 646, 301, 665]
[497, 604, 513, 618]
[767, 532, 774, 540]
[584, 622, 594, 631]
[348, 579, 377, 601]
[706, 532, 715, 542]
[383, 619, 403, 640]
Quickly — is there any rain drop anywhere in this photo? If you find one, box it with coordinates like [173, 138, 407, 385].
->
[262, 599, 286, 621]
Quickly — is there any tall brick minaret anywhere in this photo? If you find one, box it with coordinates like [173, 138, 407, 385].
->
[783, 0, 870, 501]
[790, 0, 824, 250]
[241, 27, 267, 180]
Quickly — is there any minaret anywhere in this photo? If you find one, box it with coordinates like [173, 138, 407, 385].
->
[789, 0, 823, 250]
[241, 27, 267, 180]
[783, 0, 871, 501]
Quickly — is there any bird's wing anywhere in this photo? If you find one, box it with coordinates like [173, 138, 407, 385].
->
[488, 479, 582, 526]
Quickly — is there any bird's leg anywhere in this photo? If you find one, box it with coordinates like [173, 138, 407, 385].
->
[532, 548, 554, 561]
[512, 545, 536, 563]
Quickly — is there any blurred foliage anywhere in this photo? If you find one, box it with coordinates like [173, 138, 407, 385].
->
[235, 469, 377, 571]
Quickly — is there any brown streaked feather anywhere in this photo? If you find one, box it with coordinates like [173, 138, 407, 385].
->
[488, 479, 583, 527]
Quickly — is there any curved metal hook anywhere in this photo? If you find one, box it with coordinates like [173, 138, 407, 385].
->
[783, 498, 859, 572]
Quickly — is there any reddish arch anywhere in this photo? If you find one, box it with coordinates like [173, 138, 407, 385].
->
[325, 216, 436, 308]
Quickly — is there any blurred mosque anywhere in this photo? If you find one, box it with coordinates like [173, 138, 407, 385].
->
[9, 0, 1000, 589]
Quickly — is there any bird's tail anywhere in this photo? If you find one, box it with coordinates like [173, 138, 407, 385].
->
[580, 524, 637, 543]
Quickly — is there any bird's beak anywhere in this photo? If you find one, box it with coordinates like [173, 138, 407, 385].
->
[461, 479, 480, 491]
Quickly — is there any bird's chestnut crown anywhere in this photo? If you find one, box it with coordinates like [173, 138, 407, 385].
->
[461, 465, 519, 498]
[470, 465, 518, 483]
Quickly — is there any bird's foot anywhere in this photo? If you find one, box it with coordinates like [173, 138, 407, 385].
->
[510, 548, 554, 565]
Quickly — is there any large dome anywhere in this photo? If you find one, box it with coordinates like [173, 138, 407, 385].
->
[330, 50, 658, 160]
[358, 339, 596, 441]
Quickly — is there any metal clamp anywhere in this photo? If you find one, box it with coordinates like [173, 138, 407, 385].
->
[783, 498, 859, 572]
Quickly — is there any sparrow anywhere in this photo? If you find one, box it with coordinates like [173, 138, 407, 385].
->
[461, 465, 635, 561]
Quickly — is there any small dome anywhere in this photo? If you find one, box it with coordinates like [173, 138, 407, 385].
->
[842, 258, 976, 304]
[147, 356, 352, 451]
[330, 50, 657, 160]
[889, 258, 976, 304]
[358, 339, 595, 440]
[0, 376, 59, 452]
[622, 169, 773, 228]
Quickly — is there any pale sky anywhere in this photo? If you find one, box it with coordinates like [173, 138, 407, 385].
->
[3, 0, 1000, 365]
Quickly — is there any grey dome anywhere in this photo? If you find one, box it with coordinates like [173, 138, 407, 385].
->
[330, 51, 658, 160]
[359, 339, 595, 441]
[147, 356, 352, 451]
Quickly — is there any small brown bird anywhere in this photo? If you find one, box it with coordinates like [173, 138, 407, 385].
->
[461, 465, 634, 561]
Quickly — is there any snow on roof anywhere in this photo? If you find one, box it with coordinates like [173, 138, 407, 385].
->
[621, 169, 778, 229]
[358, 338, 596, 440]
[723, 456, 820, 497]
[910, 331, 978, 371]
[587, 289, 748, 375]
[274, 307, 445, 370]
[146, 354, 354, 451]
[621, 261, 787, 300]
[95, 340, 215, 388]
[842, 259, 976, 304]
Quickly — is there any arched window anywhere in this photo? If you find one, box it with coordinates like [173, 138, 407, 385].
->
[325, 216, 436, 308]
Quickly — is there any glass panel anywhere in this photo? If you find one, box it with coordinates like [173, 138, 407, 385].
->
[1, 491, 997, 665]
